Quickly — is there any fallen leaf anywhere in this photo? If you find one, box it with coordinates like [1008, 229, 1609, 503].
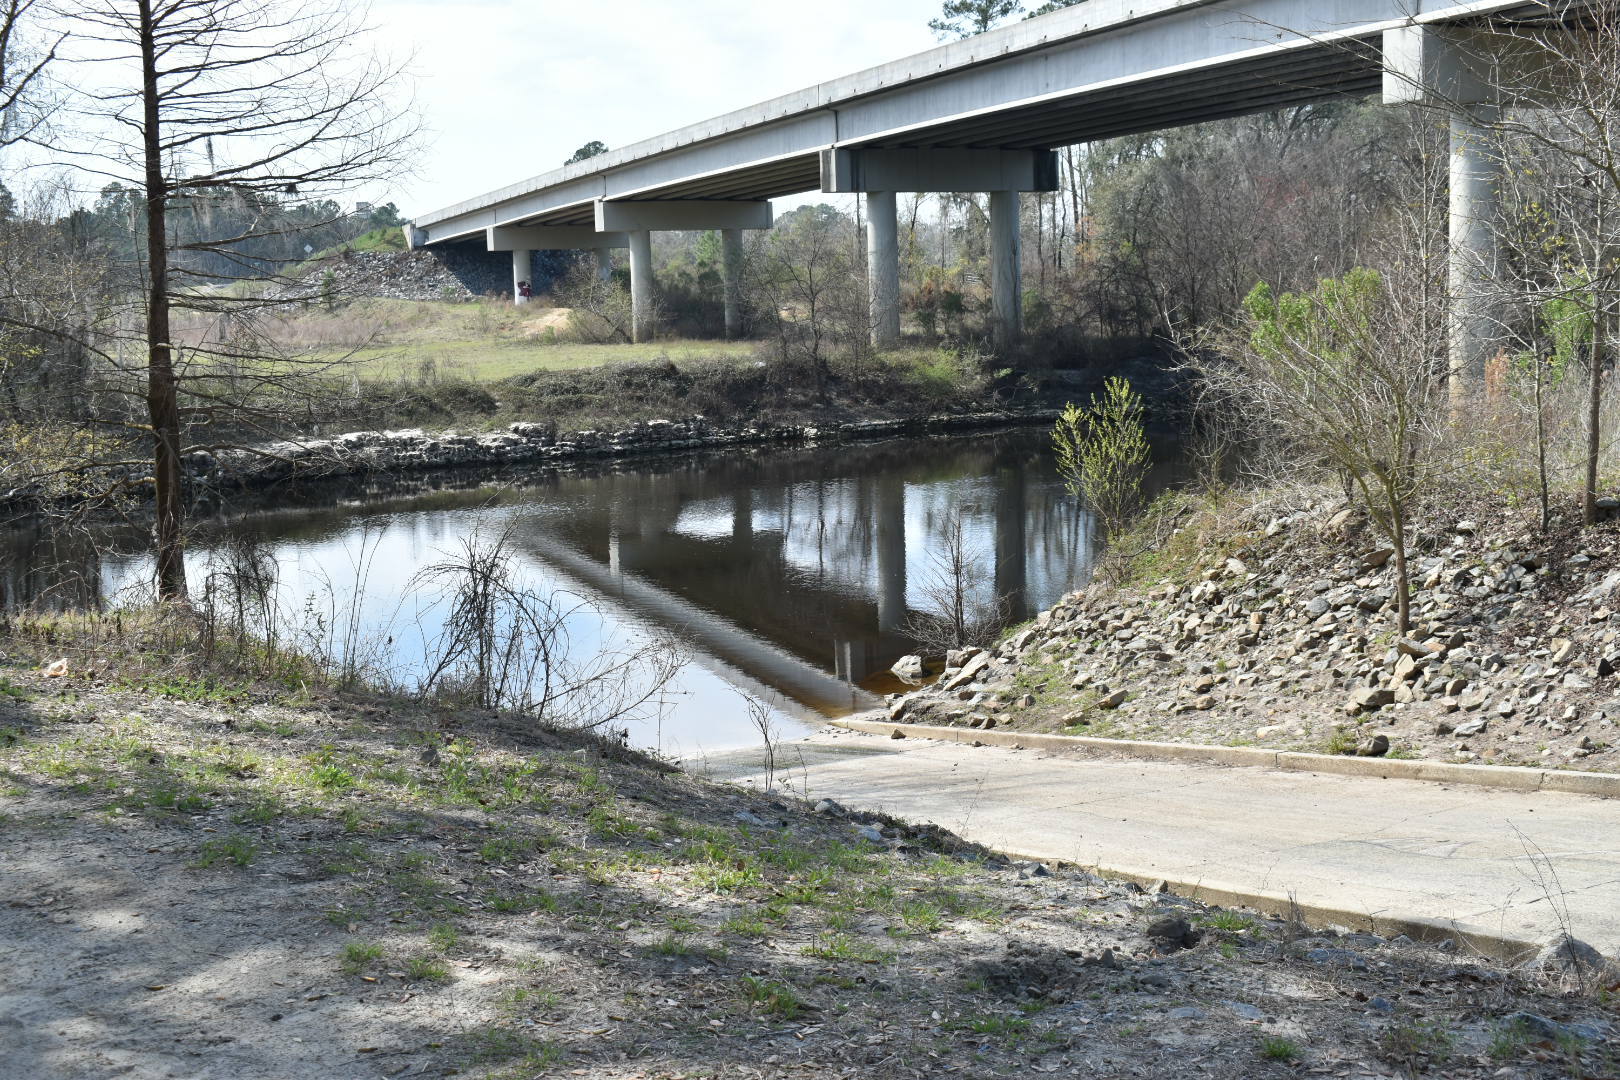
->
[144, 984, 166, 991]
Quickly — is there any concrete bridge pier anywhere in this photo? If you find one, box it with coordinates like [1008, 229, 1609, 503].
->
[627, 231, 655, 343]
[722, 228, 746, 339]
[597, 199, 774, 345]
[595, 249, 614, 283]
[1383, 24, 1560, 394]
[866, 192, 902, 349]
[1448, 106, 1503, 392]
[822, 147, 1056, 352]
[484, 225, 629, 309]
[510, 249, 533, 304]
[989, 191, 1022, 349]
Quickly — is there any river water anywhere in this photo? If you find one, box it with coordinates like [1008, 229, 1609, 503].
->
[2, 430, 1097, 759]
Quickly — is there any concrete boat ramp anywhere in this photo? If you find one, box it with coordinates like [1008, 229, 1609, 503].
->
[695, 729, 1620, 959]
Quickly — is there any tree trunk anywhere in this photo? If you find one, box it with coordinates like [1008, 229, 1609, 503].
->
[1390, 497, 1411, 636]
[1536, 352, 1550, 533]
[1583, 305, 1605, 527]
[140, 0, 186, 601]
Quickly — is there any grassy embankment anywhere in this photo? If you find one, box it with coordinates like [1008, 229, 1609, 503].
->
[2, 608, 1613, 1079]
[257, 297, 1005, 433]
[264, 297, 760, 383]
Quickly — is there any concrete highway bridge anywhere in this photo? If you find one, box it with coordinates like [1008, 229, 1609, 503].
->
[408, 0, 1579, 378]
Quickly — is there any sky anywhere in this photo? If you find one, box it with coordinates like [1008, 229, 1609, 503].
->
[370, 0, 948, 218]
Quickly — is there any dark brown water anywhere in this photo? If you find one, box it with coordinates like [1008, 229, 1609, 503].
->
[2, 430, 1098, 756]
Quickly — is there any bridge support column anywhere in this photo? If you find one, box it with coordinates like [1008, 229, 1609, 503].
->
[628, 230, 655, 344]
[596, 249, 613, 282]
[866, 191, 901, 349]
[596, 200, 774, 345]
[822, 149, 1055, 349]
[1449, 107, 1502, 395]
[722, 227, 744, 339]
[1383, 24, 1562, 396]
[989, 191, 1022, 347]
[485, 226, 629, 302]
[511, 249, 532, 304]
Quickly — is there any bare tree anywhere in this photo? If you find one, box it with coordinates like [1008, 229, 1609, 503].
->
[35, 0, 417, 600]
[1206, 267, 1449, 635]
[746, 203, 868, 391]
[412, 526, 686, 732]
[903, 510, 1011, 653]
[1470, 12, 1620, 526]
[0, 0, 56, 146]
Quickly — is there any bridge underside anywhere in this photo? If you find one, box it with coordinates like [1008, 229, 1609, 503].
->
[489, 47, 1385, 227]
[419, 0, 1596, 358]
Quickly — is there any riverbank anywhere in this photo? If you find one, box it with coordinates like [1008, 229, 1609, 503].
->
[191, 406, 1065, 498]
[1, 343, 1181, 517]
[1, 614, 1614, 1079]
[885, 485, 1620, 775]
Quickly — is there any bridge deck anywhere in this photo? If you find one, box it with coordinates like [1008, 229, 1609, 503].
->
[414, 0, 1550, 244]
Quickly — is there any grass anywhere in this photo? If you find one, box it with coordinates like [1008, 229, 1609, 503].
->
[461, 1027, 565, 1074]
[269, 298, 759, 383]
[192, 834, 258, 868]
[802, 933, 895, 964]
[484, 888, 559, 914]
[720, 912, 768, 937]
[1198, 910, 1259, 933]
[405, 955, 451, 982]
[739, 976, 806, 1020]
[339, 337, 762, 383]
[1380, 1020, 1455, 1063]
[340, 941, 385, 974]
[954, 1014, 1032, 1044]
[1259, 1035, 1302, 1062]
[1322, 725, 1359, 756]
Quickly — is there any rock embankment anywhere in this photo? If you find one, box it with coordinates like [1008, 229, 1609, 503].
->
[284, 248, 578, 303]
[888, 494, 1620, 771]
[176, 409, 1058, 499]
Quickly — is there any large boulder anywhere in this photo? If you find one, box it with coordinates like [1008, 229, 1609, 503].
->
[890, 654, 928, 684]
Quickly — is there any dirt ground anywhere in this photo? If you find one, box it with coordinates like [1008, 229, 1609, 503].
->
[1, 644, 1616, 1080]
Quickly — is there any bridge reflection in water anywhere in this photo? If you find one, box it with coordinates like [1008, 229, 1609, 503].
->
[513, 432, 1089, 707]
[4, 431, 1096, 753]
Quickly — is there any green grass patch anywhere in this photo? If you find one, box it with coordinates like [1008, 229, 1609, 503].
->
[340, 941, 385, 974]
[405, 955, 451, 982]
[192, 834, 258, 868]
[739, 975, 806, 1020]
[483, 889, 559, 915]
[802, 933, 895, 964]
[1259, 1035, 1302, 1062]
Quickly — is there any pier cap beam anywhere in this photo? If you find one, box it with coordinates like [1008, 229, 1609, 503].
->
[487, 225, 629, 251]
[1382, 24, 1560, 108]
[595, 199, 773, 232]
[821, 148, 1059, 194]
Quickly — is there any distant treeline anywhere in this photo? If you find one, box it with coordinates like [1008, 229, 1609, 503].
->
[50, 182, 405, 286]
